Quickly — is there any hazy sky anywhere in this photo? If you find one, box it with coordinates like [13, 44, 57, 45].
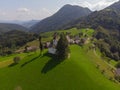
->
[0, 0, 119, 20]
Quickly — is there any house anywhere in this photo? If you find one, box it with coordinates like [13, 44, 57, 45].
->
[66, 35, 74, 44]
[80, 38, 89, 44]
[48, 40, 57, 54]
[115, 68, 120, 76]
[44, 42, 51, 48]
[48, 36, 58, 54]
[26, 46, 38, 52]
[74, 35, 80, 40]
[115, 68, 120, 82]
[66, 35, 71, 43]
[74, 40, 80, 44]
[48, 47, 57, 54]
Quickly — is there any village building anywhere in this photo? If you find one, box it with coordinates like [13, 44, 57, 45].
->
[115, 68, 120, 82]
[48, 33, 58, 54]
[66, 35, 74, 44]
[115, 68, 120, 75]
[44, 42, 51, 48]
[48, 33, 89, 54]
[25, 46, 38, 52]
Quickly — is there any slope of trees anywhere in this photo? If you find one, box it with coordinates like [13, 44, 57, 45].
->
[0, 30, 38, 55]
[0, 23, 28, 33]
[31, 4, 91, 33]
[94, 27, 120, 61]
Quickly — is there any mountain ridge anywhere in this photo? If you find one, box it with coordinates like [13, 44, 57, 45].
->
[62, 0, 120, 31]
[0, 23, 28, 33]
[30, 4, 92, 33]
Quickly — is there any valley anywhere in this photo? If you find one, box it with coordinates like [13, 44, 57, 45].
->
[0, 28, 120, 90]
[0, 0, 120, 90]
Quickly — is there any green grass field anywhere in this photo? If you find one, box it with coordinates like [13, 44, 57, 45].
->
[0, 45, 120, 90]
[0, 53, 31, 68]
[40, 28, 94, 41]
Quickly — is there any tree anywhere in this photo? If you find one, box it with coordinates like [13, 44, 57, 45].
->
[13, 56, 21, 64]
[0, 45, 2, 55]
[56, 33, 70, 60]
[39, 36, 44, 55]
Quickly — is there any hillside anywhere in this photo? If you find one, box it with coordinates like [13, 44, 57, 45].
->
[60, 1, 120, 61]
[0, 20, 40, 29]
[0, 45, 120, 90]
[21, 20, 40, 28]
[62, 1, 120, 31]
[0, 23, 28, 33]
[0, 30, 37, 56]
[106, 0, 120, 14]
[30, 4, 92, 33]
[0, 28, 120, 90]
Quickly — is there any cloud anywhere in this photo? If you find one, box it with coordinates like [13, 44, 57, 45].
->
[0, 7, 53, 20]
[71, 0, 119, 11]
[17, 8, 30, 12]
[92, 0, 119, 10]
[0, 12, 6, 16]
[42, 8, 52, 15]
[1, 0, 118, 20]
[0, 9, 7, 16]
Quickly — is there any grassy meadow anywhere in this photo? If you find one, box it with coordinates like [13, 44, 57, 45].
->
[0, 28, 120, 90]
[0, 45, 120, 90]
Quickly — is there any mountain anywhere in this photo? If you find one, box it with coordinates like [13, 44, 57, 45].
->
[60, 1, 120, 61]
[0, 20, 27, 26]
[30, 4, 92, 33]
[62, 1, 120, 31]
[0, 20, 40, 29]
[21, 20, 40, 28]
[0, 23, 28, 33]
[106, 0, 120, 14]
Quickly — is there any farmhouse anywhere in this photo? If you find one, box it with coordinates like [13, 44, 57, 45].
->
[115, 68, 120, 82]
[26, 46, 38, 52]
[44, 42, 51, 48]
[66, 35, 74, 44]
[48, 35, 58, 54]
[115, 68, 120, 76]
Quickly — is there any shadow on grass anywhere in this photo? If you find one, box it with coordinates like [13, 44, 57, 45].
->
[8, 63, 18, 67]
[41, 53, 64, 74]
[21, 55, 41, 68]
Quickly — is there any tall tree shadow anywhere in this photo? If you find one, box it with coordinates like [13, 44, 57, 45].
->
[21, 55, 41, 67]
[41, 53, 64, 74]
[8, 63, 18, 67]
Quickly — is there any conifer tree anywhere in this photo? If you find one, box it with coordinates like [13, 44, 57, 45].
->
[56, 33, 70, 60]
[39, 36, 44, 55]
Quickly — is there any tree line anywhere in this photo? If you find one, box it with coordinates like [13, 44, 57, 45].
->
[0, 30, 38, 56]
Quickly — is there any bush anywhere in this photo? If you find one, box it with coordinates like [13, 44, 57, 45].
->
[13, 56, 21, 64]
[96, 64, 100, 69]
[116, 61, 120, 68]
[101, 69, 105, 74]
[115, 76, 120, 82]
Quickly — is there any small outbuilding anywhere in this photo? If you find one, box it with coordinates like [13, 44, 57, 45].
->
[115, 68, 120, 82]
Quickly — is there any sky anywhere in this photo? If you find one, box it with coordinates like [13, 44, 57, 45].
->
[0, 0, 119, 20]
